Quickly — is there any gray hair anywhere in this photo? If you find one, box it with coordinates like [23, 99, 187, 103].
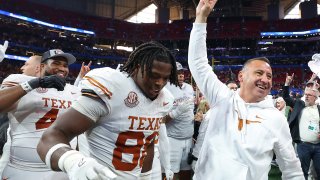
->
[304, 87, 319, 98]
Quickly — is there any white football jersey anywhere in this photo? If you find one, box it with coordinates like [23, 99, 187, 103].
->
[165, 82, 195, 139]
[79, 67, 174, 179]
[1, 74, 80, 171]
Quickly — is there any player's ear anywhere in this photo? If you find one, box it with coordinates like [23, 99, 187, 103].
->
[35, 65, 40, 74]
[238, 71, 243, 82]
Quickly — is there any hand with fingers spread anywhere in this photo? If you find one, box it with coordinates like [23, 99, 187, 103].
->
[0, 41, 8, 62]
[74, 61, 92, 86]
[285, 73, 294, 86]
[195, 0, 218, 23]
[79, 61, 92, 79]
[310, 73, 318, 82]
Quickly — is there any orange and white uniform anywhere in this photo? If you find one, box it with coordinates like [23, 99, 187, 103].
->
[1, 74, 80, 180]
[74, 67, 174, 179]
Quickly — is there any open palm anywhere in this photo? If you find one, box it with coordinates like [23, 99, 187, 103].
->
[196, 0, 218, 18]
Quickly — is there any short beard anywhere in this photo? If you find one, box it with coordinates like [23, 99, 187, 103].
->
[44, 70, 52, 77]
[305, 101, 312, 107]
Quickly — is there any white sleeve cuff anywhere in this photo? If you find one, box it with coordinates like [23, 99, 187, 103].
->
[45, 143, 70, 170]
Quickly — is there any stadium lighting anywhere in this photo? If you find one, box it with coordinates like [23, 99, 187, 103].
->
[0, 9, 95, 35]
[4, 54, 28, 61]
[261, 28, 320, 37]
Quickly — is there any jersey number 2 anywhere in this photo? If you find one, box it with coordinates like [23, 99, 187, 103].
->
[35, 108, 59, 130]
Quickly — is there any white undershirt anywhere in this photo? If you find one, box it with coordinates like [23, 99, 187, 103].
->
[299, 105, 320, 144]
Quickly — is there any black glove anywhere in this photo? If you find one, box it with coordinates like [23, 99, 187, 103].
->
[28, 75, 66, 91]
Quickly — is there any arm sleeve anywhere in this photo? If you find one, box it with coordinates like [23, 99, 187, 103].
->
[72, 95, 109, 122]
[273, 115, 304, 179]
[188, 23, 232, 107]
[282, 86, 295, 108]
[158, 124, 171, 170]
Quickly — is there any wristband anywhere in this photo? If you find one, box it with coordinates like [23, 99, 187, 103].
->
[20, 81, 33, 93]
[58, 150, 80, 172]
[45, 143, 70, 170]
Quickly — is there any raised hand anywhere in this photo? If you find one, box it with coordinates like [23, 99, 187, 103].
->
[285, 73, 294, 86]
[195, 0, 218, 23]
[310, 73, 318, 81]
[0, 41, 8, 62]
[79, 61, 92, 78]
[308, 54, 320, 77]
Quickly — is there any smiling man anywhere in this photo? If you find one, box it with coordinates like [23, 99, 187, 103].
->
[0, 49, 80, 180]
[284, 73, 320, 179]
[188, 0, 303, 179]
[37, 41, 179, 180]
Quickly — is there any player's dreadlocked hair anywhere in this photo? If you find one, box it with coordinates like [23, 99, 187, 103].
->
[120, 41, 179, 86]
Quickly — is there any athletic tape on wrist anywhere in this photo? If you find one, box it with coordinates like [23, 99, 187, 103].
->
[45, 143, 70, 170]
[20, 81, 33, 93]
[58, 150, 80, 172]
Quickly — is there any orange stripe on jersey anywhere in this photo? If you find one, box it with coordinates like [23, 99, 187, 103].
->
[82, 92, 99, 98]
[83, 76, 112, 99]
[1, 81, 19, 88]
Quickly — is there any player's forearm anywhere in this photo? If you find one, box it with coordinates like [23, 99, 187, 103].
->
[0, 86, 26, 113]
[73, 75, 82, 87]
[37, 126, 73, 171]
[141, 141, 154, 173]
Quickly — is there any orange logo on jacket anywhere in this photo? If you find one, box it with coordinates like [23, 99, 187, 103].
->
[238, 116, 263, 131]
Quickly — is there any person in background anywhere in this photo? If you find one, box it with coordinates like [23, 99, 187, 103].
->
[0, 55, 42, 175]
[226, 80, 238, 91]
[283, 73, 320, 179]
[275, 97, 291, 119]
[0, 49, 80, 180]
[163, 62, 194, 180]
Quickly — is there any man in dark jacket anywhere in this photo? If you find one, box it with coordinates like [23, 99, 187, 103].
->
[283, 73, 320, 180]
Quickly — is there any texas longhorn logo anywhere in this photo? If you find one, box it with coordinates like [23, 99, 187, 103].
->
[124, 91, 139, 108]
